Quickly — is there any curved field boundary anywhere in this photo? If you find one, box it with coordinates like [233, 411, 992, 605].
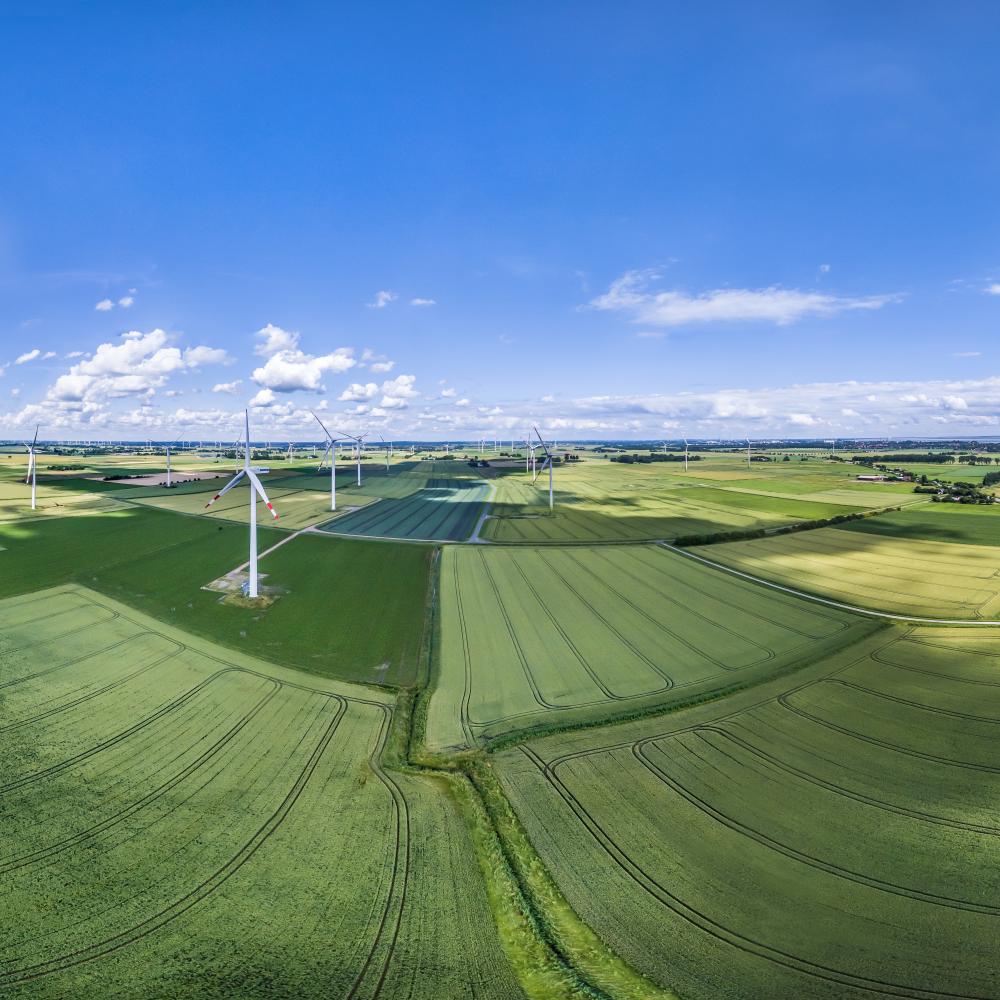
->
[633, 731, 1000, 916]
[518, 742, 994, 1000]
[659, 542, 1000, 626]
[0, 587, 412, 999]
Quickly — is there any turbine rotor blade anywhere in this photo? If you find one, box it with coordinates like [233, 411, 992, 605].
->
[205, 470, 246, 508]
[311, 411, 335, 442]
[247, 469, 279, 519]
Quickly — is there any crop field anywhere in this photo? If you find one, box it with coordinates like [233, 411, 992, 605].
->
[476, 456, 902, 544]
[496, 624, 1000, 999]
[0, 587, 522, 1000]
[319, 479, 491, 542]
[836, 500, 1000, 545]
[0, 481, 130, 522]
[0, 506, 432, 686]
[130, 478, 380, 530]
[427, 544, 871, 748]
[699, 521, 1000, 619]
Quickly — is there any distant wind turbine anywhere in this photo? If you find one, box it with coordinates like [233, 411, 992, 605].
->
[23, 425, 39, 510]
[334, 428, 367, 486]
[312, 411, 340, 511]
[684, 438, 689, 472]
[166, 444, 172, 488]
[205, 410, 279, 600]
[532, 425, 555, 511]
[746, 437, 751, 471]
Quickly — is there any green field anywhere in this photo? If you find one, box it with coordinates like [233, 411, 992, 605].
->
[427, 544, 871, 748]
[3, 444, 998, 998]
[0, 587, 522, 999]
[837, 500, 1000, 545]
[0, 506, 431, 686]
[319, 479, 491, 541]
[699, 520, 1000, 619]
[478, 457, 898, 544]
[496, 623, 1000, 999]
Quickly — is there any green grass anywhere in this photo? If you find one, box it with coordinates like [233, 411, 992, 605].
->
[495, 623, 1000, 1000]
[670, 485, 866, 520]
[837, 501, 1000, 545]
[0, 505, 432, 686]
[701, 522, 1000, 619]
[0, 587, 522, 1000]
[427, 544, 873, 749]
[319, 478, 491, 541]
[478, 457, 894, 544]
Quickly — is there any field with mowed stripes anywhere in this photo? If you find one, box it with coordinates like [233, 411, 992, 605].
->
[319, 479, 491, 541]
[427, 544, 873, 747]
[496, 623, 1000, 1000]
[479, 458, 881, 543]
[0, 587, 522, 1000]
[701, 518, 1000, 619]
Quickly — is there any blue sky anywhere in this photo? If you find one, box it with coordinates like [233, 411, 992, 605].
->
[2, 3, 1000, 440]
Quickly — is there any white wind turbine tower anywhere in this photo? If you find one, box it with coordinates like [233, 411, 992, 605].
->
[312, 411, 340, 511]
[333, 429, 367, 486]
[746, 437, 752, 471]
[166, 444, 172, 488]
[532, 426, 555, 511]
[684, 438, 689, 472]
[379, 433, 390, 471]
[23, 425, 39, 510]
[205, 410, 279, 600]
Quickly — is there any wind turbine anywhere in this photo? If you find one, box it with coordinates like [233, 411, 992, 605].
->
[205, 410, 279, 599]
[333, 429, 367, 486]
[746, 437, 751, 472]
[23, 425, 38, 510]
[379, 433, 390, 471]
[532, 426, 554, 511]
[684, 438, 689, 472]
[312, 411, 340, 511]
[166, 444, 172, 488]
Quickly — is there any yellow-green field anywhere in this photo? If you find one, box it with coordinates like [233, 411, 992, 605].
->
[479, 455, 915, 543]
[698, 522, 1000, 619]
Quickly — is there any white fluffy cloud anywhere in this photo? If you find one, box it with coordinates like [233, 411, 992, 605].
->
[15, 349, 41, 364]
[252, 345, 355, 393]
[440, 387, 457, 398]
[591, 269, 902, 328]
[249, 388, 277, 407]
[95, 298, 114, 311]
[367, 290, 397, 309]
[118, 295, 134, 308]
[984, 284, 1000, 296]
[410, 297, 436, 307]
[254, 323, 300, 356]
[212, 380, 242, 394]
[379, 374, 418, 409]
[47, 329, 229, 405]
[370, 360, 395, 373]
[339, 382, 379, 401]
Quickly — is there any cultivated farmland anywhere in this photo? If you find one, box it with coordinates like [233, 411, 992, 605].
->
[496, 623, 1000, 1000]
[699, 514, 1000, 619]
[0, 506, 432, 686]
[478, 456, 888, 544]
[427, 544, 872, 748]
[319, 479, 491, 542]
[0, 587, 523, 1000]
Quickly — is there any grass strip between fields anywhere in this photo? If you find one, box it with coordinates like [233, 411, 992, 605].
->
[398, 552, 681, 1000]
